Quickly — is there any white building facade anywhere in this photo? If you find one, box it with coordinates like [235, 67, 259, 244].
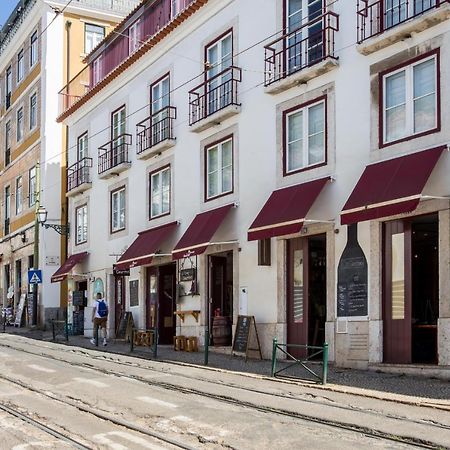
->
[58, 0, 450, 371]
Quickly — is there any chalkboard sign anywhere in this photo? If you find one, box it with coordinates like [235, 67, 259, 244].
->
[14, 294, 26, 327]
[180, 268, 196, 281]
[27, 293, 34, 325]
[231, 315, 262, 361]
[129, 280, 139, 307]
[116, 311, 134, 341]
[337, 224, 368, 317]
[72, 291, 86, 307]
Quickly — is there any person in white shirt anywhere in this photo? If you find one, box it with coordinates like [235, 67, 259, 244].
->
[90, 292, 108, 346]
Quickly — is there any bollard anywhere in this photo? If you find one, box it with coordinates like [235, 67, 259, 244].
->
[52, 320, 56, 341]
[65, 319, 69, 341]
[153, 328, 158, 358]
[130, 328, 134, 352]
[95, 323, 99, 347]
[271, 337, 278, 377]
[204, 329, 209, 366]
[2, 311, 6, 333]
[322, 342, 329, 385]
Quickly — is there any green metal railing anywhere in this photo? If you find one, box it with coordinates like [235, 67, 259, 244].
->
[130, 328, 158, 357]
[271, 338, 329, 384]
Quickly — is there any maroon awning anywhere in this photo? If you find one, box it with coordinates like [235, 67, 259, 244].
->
[341, 146, 445, 225]
[248, 177, 330, 241]
[115, 221, 178, 270]
[172, 204, 234, 260]
[51, 252, 89, 283]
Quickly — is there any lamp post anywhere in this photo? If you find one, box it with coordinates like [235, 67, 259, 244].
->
[37, 206, 70, 236]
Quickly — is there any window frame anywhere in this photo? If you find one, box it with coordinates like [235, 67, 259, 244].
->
[282, 95, 327, 176]
[16, 107, 24, 142]
[5, 121, 11, 166]
[92, 54, 103, 85]
[379, 49, 440, 148]
[84, 23, 105, 54]
[77, 132, 88, 160]
[128, 19, 141, 55]
[15, 176, 23, 215]
[17, 49, 24, 82]
[30, 31, 38, 67]
[204, 135, 234, 202]
[29, 92, 37, 130]
[149, 164, 171, 220]
[110, 186, 126, 233]
[28, 167, 36, 207]
[75, 204, 88, 245]
[6, 66, 12, 96]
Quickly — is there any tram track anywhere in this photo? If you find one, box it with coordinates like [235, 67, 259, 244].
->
[0, 338, 447, 449]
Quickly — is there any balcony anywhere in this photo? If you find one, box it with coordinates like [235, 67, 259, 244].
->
[98, 133, 132, 179]
[189, 66, 242, 133]
[136, 106, 176, 159]
[67, 157, 93, 197]
[357, 0, 450, 55]
[264, 11, 339, 95]
[57, 0, 198, 120]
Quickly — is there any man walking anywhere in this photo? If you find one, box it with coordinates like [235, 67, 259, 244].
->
[91, 292, 108, 346]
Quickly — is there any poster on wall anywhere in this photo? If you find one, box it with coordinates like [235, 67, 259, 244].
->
[337, 223, 368, 317]
[129, 280, 139, 307]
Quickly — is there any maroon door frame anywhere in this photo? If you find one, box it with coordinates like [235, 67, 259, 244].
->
[383, 220, 412, 364]
[146, 266, 158, 330]
[114, 275, 125, 333]
[287, 237, 309, 358]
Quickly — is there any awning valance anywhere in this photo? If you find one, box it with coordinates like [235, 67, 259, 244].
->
[115, 221, 178, 271]
[248, 177, 330, 241]
[51, 252, 89, 283]
[172, 204, 234, 260]
[341, 146, 445, 225]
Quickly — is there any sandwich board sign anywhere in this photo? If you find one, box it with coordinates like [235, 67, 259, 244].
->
[28, 269, 42, 284]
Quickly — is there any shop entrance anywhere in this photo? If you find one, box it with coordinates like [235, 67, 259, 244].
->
[383, 213, 439, 364]
[209, 252, 233, 346]
[114, 275, 125, 333]
[72, 280, 87, 335]
[146, 263, 176, 345]
[287, 234, 327, 357]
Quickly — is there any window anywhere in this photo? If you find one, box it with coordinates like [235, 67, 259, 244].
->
[383, 54, 438, 145]
[15, 177, 23, 215]
[85, 23, 105, 54]
[128, 20, 141, 54]
[206, 137, 233, 200]
[30, 31, 38, 66]
[5, 121, 11, 166]
[17, 49, 24, 82]
[151, 74, 170, 143]
[150, 166, 170, 218]
[92, 55, 103, 85]
[111, 187, 126, 232]
[29, 167, 36, 207]
[17, 107, 24, 141]
[4, 186, 10, 235]
[76, 205, 88, 244]
[15, 259, 22, 293]
[77, 132, 88, 160]
[258, 239, 271, 266]
[5, 66, 11, 108]
[285, 99, 325, 174]
[30, 93, 37, 130]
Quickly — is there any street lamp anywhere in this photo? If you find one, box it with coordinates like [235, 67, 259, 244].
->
[37, 206, 70, 236]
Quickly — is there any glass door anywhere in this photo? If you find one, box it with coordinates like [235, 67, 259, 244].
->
[111, 107, 126, 166]
[151, 76, 170, 145]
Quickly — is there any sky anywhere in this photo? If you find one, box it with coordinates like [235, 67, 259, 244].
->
[0, 0, 21, 30]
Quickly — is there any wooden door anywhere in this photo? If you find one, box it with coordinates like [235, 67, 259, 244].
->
[383, 220, 412, 363]
[158, 264, 176, 345]
[114, 276, 125, 332]
[210, 256, 227, 317]
[287, 238, 309, 358]
[146, 267, 158, 330]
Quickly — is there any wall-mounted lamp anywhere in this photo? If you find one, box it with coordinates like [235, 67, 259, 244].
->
[37, 206, 70, 236]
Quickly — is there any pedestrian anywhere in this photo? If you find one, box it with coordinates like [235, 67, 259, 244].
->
[90, 292, 108, 346]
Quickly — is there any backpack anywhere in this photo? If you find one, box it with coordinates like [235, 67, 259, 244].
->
[97, 300, 108, 318]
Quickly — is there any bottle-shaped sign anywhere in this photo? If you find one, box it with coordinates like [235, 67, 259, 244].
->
[337, 223, 368, 317]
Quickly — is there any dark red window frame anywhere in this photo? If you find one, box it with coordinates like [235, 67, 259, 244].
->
[110, 185, 126, 234]
[149, 163, 171, 221]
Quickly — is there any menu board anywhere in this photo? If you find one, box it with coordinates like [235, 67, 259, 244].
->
[337, 224, 368, 317]
[232, 315, 252, 353]
[129, 280, 139, 307]
[116, 311, 134, 341]
[72, 291, 86, 307]
[14, 294, 26, 327]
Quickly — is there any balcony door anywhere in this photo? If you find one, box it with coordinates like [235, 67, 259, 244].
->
[285, 0, 324, 73]
[111, 106, 126, 166]
[206, 32, 233, 115]
[151, 75, 170, 145]
[384, 0, 436, 29]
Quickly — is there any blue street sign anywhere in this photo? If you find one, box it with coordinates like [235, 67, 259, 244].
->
[28, 269, 42, 284]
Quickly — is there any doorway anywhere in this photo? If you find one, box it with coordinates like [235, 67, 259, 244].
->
[287, 234, 327, 357]
[209, 252, 233, 346]
[146, 263, 176, 345]
[383, 213, 439, 364]
[73, 280, 87, 335]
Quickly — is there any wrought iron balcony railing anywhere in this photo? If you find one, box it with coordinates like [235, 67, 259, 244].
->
[136, 106, 176, 154]
[189, 66, 242, 126]
[357, 0, 449, 43]
[67, 157, 93, 192]
[264, 11, 339, 87]
[98, 133, 132, 174]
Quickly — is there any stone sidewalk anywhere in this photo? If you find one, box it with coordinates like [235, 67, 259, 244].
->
[4, 326, 450, 402]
